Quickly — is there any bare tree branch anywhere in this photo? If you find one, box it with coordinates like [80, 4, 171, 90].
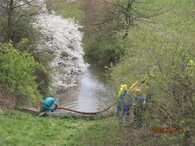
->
[13, 0, 35, 9]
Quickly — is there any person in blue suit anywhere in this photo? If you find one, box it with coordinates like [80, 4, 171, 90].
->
[40, 96, 58, 113]
[117, 84, 132, 127]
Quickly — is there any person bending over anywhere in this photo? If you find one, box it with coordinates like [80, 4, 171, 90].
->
[40, 96, 58, 113]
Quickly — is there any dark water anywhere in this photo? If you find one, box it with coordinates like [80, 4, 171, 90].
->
[58, 65, 114, 113]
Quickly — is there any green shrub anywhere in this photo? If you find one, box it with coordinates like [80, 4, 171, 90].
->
[0, 42, 42, 104]
[86, 38, 127, 67]
[146, 39, 194, 145]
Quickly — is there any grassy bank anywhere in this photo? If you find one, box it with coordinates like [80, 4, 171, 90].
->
[1, 0, 193, 145]
[46, 0, 84, 22]
[0, 110, 119, 146]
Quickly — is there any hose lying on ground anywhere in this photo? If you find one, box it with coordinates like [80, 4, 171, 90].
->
[57, 102, 116, 115]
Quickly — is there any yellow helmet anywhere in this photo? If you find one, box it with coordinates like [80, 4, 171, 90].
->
[118, 84, 128, 96]
[132, 86, 141, 93]
[119, 84, 128, 91]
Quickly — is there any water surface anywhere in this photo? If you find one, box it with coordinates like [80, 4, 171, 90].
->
[58, 65, 114, 113]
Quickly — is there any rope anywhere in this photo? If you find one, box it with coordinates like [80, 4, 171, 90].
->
[128, 80, 139, 92]
[57, 102, 116, 115]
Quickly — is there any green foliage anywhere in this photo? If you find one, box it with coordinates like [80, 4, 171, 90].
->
[0, 1, 39, 46]
[146, 38, 194, 146]
[10, 17, 39, 48]
[32, 49, 53, 97]
[0, 42, 42, 104]
[86, 39, 126, 66]
[82, 0, 168, 66]
[0, 1, 50, 98]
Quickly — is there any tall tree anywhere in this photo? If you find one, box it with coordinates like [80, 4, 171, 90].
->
[0, 0, 44, 43]
[103, 0, 167, 38]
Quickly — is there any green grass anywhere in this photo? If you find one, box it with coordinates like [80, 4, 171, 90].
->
[150, 0, 195, 36]
[0, 110, 119, 146]
[46, 0, 84, 22]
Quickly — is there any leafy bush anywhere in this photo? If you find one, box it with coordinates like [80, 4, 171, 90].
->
[86, 38, 127, 66]
[0, 42, 42, 105]
[146, 41, 195, 146]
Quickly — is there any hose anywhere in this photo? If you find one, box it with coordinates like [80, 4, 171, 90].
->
[57, 102, 116, 115]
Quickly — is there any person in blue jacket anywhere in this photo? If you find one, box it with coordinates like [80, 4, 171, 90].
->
[40, 96, 58, 113]
[117, 84, 132, 127]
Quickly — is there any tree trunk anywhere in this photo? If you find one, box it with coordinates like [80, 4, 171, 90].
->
[7, 0, 14, 42]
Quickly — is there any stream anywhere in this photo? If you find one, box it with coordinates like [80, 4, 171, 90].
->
[58, 65, 114, 112]
[31, 0, 114, 113]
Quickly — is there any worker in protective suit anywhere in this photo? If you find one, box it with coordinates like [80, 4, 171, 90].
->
[40, 96, 58, 113]
[132, 82, 150, 128]
[116, 84, 132, 127]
